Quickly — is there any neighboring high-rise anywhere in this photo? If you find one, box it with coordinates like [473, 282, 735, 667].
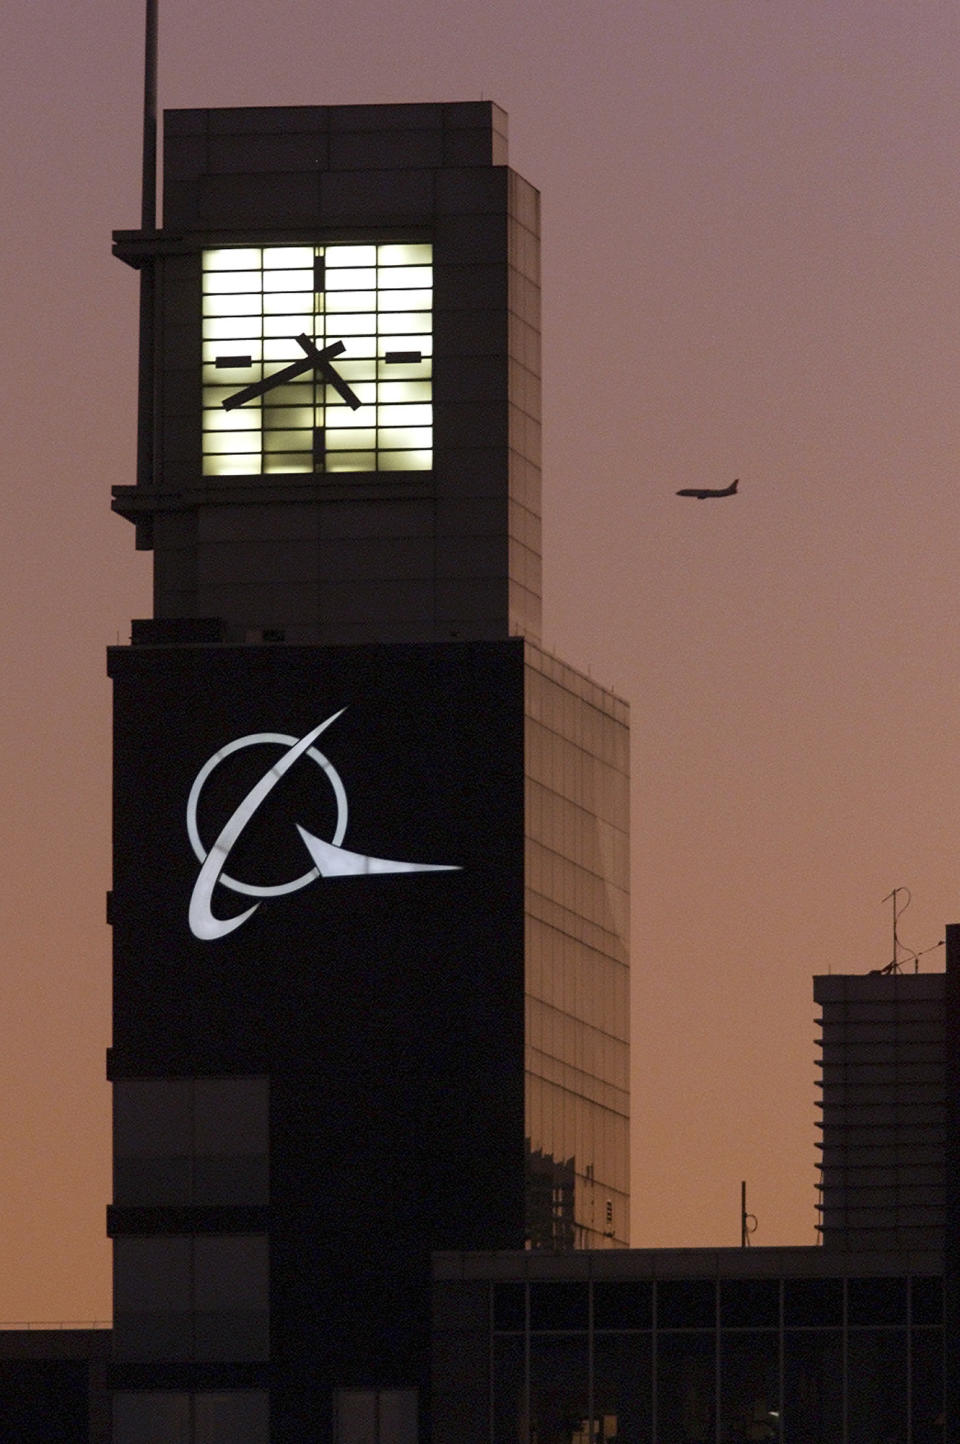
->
[107, 102, 629, 1443]
[815, 970, 946, 1252]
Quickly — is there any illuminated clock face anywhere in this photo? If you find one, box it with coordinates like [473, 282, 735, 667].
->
[201, 243, 432, 476]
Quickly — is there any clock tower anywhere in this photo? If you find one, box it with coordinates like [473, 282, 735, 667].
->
[108, 103, 629, 1444]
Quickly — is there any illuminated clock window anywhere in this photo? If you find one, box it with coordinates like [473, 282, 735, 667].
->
[201, 244, 432, 476]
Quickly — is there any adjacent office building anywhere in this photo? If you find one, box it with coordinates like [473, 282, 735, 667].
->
[107, 102, 630, 1442]
[431, 952, 957, 1442]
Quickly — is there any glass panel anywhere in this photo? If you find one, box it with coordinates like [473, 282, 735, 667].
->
[656, 1332, 714, 1444]
[911, 1326, 945, 1439]
[194, 1235, 268, 1309]
[720, 1279, 779, 1330]
[594, 1333, 652, 1444]
[379, 266, 433, 289]
[847, 1329, 907, 1444]
[493, 1336, 524, 1444]
[115, 1080, 191, 1158]
[529, 1336, 588, 1443]
[262, 269, 314, 292]
[378, 289, 433, 312]
[847, 1275, 907, 1326]
[782, 1331, 842, 1444]
[326, 245, 377, 267]
[593, 1280, 652, 1331]
[378, 1390, 418, 1444]
[263, 245, 313, 267]
[326, 290, 377, 312]
[379, 450, 432, 471]
[783, 1278, 842, 1328]
[911, 1275, 943, 1325]
[378, 428, 432, 450]
[529, 1282, 588, 1332]
[325, 268, 376, 291]
[204, 248, 261, 270]
[657, 1279, 715, 1330]
[115, 1156, 192, 1205]
[204, 293, 262, 317]
[114, 1236, 192, 1312]
[113, 1392, 190, 1444]
[335, 1390, 377, 1444]
[379, 243, 432, 266]
[194, 1392, 270, 1444]
[719, 1331, 779, 1442]
[494, 1282, 526, 1332]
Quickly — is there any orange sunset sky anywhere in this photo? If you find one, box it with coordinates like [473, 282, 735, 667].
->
[3, 0, 960, 1320]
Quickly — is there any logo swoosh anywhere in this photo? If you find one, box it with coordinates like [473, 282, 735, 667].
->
[189, 711, 345, 941]
[296, 826, 460, 878]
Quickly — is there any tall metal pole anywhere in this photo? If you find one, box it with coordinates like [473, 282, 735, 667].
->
[137, 0, 158, 488]
[141, 0, 158, 230]
[944, 924, 960, 1436]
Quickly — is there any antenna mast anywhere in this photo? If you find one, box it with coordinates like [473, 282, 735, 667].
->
[880, 887, 915, 975]
[142, 0, 158, 230]
[137, 0, 158, 486]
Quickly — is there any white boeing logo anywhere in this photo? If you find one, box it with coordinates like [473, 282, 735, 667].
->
[186, 710, 459, 941]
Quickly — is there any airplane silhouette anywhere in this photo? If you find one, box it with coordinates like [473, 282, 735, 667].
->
[676, 478, 739, 500]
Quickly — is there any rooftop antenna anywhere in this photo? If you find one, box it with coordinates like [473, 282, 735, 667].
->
[740, 1180, 757, 1248]
[878, 887, 916, 975]
[137, 0, 158, 485]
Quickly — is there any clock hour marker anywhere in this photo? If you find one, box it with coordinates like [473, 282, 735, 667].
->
[313, 427, 325, 470]
[384, 350, 422, 365]
[313, 256, 326, 292]
[215, 354, 253, 368]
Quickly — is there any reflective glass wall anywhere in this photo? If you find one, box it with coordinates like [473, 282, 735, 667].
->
[433, 1260, 944, 1444]
[524, 649, 630, 1248]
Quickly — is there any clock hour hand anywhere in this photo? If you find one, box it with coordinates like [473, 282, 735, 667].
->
[220, 337, 361, 411]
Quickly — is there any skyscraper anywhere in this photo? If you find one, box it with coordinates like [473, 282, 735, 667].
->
[107, 102, 630, 1442]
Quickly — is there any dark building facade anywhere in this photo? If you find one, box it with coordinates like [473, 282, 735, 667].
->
[815, 971, 946, 1252]
[431, 1246, 945, 1444]
[108, 103, 629, 1442]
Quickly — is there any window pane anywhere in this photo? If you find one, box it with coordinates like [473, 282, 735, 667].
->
[657, 1279, 714, 1330]
[782, 1331, 843, 1444]
[847, 1329, 907, 1444]
[194, 1235, 268, 1309]
[194, 1080, 267, 1155]
[115, 1080, 191, 1158]
[594, 1333, 652, 1444]
[378, 1390, 418, 1444]
[113, 1392, 190, 1444]
[720, 1331, 779, 1442]
[529, 1282, 588, 1331]
[195, 1392, 270, 1444]
[334, 1390, 376, 1444]
[657, 1332, 714, 1444]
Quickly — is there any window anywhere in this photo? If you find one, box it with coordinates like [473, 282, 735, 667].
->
[333, 1389, 418, 1444]
[113, 1391, 269, 1444]
[113, 1235, 268, 1362]
[114, 1076, 268, 1205]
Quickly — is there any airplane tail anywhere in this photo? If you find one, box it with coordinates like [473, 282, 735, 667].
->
[729, 478, 739, 494]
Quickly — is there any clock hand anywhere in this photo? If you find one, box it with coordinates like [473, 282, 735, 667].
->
[220, 337, 360, 411]
[294, 334, 363, 411]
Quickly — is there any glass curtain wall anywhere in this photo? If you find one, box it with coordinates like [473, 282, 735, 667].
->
[487, 1275, 943, 1444]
